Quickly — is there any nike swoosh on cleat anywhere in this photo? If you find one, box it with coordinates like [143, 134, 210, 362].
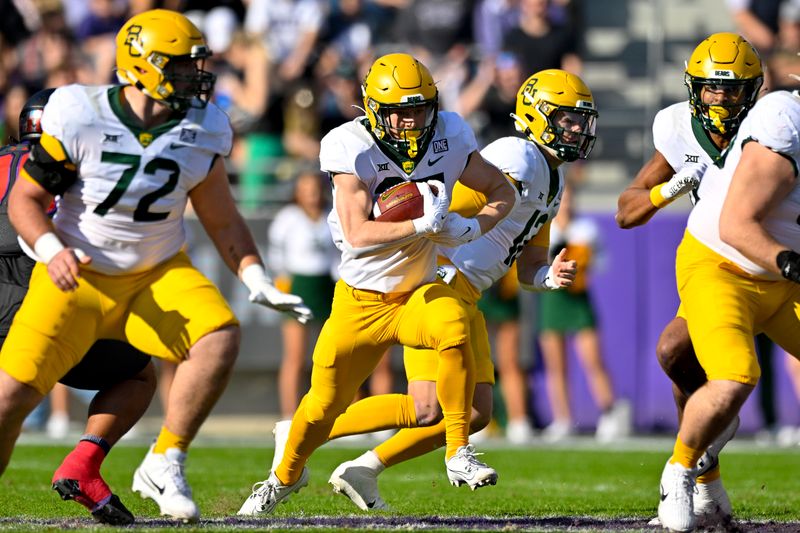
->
[366, 500, 376, 508]
[659, 485, 668, 502]
[427, 156, 444, 166]
[142, 471, 166, 495]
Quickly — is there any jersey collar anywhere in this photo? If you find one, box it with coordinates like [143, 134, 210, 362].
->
[108, 86, 187, 148]
[690, 115, 733, 168]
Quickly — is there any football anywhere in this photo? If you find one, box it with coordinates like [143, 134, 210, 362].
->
[372, 181, 424, 222]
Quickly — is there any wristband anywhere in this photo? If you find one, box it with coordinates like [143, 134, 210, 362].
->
[33, 232, 65, 264]
[649, 183, 671, 208]
[412, 217, 430, 235]
[241, 263, 272, 292]
[521, 265, 559, 291]
[777, 250, 800, 283]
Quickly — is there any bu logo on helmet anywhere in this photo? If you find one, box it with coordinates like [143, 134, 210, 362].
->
[125, 25, 143, 57]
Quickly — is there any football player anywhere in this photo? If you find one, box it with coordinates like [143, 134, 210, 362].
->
[0, 9, 310, 523]
[615, 33, 763, 528]
[268, 69, 591, 512]
[238, 53, 517, 515]
[0, 89, 156, 525]
[658, 68, 800, 533]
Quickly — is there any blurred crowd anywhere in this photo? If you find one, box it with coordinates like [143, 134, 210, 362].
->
[5, 0, 800, 446]
[0, 0, 584, 211]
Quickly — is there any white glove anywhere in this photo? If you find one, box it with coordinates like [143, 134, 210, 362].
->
[412, 180, 449, 235]
[661, 163, 707, 202]
[241, 264, 313, 324]
[426, 212, 481, 247]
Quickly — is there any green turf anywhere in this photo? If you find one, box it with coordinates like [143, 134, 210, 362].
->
[0, 443, 798, 531]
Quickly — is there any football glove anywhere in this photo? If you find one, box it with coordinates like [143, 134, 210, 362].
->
[777, 250, 800, 283]
[657, 162, 707, 204]
[241, 264, 313, 324]
[412, 180, 449, 235]
[426, 212, 481, 247]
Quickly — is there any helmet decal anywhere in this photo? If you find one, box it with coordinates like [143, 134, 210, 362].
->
[362, 53, 438, 167]
[115, 9, 216, 111]
[511, 69, 598, 162]
[684, 32, 763, 136]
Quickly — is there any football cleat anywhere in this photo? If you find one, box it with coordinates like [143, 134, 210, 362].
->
[132, 446, 199, 522]
[329, 453, 389, 511]
[237, 467, 309, 516]
[53, 479, 135, 525]
[657, 460, 697, 533]
[445, 444, 498, 490]
[696, 416, 739, 477]
[694, 477, 733, 528]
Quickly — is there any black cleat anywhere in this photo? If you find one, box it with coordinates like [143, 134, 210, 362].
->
[53, 478, 135, 525]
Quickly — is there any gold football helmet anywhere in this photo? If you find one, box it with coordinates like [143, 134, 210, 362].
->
[685, 32, 763, 135]
[362, 53, 438, 162]
[115, 9, 215, 111]
[512, 69, 598, 162]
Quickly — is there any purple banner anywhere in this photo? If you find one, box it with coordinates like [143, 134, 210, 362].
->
[528, 213, 800, 434]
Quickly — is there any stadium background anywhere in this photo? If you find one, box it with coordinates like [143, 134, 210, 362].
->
[2, 0, 800, 436]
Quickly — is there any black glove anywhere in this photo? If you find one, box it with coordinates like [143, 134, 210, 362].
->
[776, 250, 800, 283]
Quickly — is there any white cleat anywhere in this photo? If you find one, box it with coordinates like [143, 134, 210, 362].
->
[237, 467, 309, 516]
[657, 460, 697, 533]
[694, 477, 732, 528]
[506, 419, 535, 445]
[541, 419, 576, 443]
[595, 399, 633, 443]
[329, 455, 389, 511]
[445, 444, 498, 490]
[132, 446, 199, 523]
[696, 416, 739, 477]
[271, 420, 292, 473]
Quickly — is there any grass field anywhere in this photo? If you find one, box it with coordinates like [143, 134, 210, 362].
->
[1, 440, 798, 532]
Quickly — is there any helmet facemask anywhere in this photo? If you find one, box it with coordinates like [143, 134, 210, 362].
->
[116, 9, 217, 112]
[361, 53, 439, 167]
[131, 43, 216, 111]
[513, 88, 598, 162]
[367, 94, 438, 159]
[685, 75, 761, 135]
[684, 32, 763, 136]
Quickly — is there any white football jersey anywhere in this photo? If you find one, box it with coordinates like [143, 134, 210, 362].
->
[652, 101, 727, 204]
[687, 90, 800, 279]
[444, 137, 562, 292]
[42, 84, 232, 275]
[268, 204, 337, 277]
[320, 111, 477, 292]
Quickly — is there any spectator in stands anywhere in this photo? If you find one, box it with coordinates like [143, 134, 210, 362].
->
[458, 51, 525, 145]
[268, 169, 338, 419]
[473, 0, 520, 57]
[501, 0, 582, 76]
[726, 0, 800, 55]
[244, 0, 328, 87]
[538, 183, 631, 442]
[477, 267, 534, 444]
[387, 0, 478, 109]
[315, 0, 379, 79]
